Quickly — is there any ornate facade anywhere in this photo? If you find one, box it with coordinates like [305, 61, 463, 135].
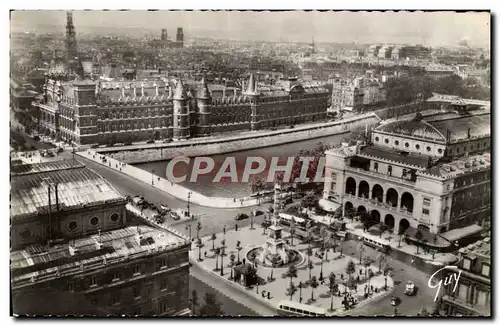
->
[322, 104, 490, 247]
[10, 160, 190, 316]
[33, 74, 330, 145]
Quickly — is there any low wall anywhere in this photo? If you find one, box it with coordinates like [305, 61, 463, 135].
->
[106, 113, 381, 164]
[78, 113, 380, 209]
[78, 150, 261, 209]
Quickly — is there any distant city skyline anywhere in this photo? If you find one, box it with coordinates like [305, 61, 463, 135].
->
[11, 10, 490, 48]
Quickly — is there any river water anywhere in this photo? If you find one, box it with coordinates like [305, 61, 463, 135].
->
[135, 132, 349, 197]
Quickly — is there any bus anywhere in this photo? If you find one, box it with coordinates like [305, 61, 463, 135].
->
[276, 300, 327, 317]
[278, 213, 307, 228]
[362, 235, 391, 253]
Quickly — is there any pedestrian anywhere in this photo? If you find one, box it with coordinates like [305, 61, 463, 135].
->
[267, 292, 270, 299]
[235, 224, 238, 232]
[223, 225, 226, 235]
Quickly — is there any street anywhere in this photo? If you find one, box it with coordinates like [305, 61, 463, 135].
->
[340, 239, 438, 316]
[73, 153, 268, 238]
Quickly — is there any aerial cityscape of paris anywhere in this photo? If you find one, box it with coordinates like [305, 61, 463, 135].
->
[8, 9, 491, 318]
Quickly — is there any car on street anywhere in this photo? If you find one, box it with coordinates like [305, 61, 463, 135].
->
[391, 296, 400, 306]
[235, 213, 249, 221]
[170, 211, 181, 220]
[405, 281, 416, 296]
[253, 210, 264, 217]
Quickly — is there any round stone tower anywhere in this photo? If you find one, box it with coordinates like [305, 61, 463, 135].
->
[195, 77, 212, 137]
[172, 79, 190, 140]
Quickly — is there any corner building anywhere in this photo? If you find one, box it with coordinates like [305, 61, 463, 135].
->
[322, 103, 490, 247]
[33, 74, 330, 145]
[10, 160, 190, 316]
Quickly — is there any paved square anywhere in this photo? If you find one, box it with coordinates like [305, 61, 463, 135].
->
[190, 224, 394, 314]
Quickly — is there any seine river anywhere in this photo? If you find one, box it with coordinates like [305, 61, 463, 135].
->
[135, 132, 349, 197]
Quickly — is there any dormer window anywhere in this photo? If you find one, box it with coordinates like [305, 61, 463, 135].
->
[463, 258, 471, 270]
[481, 264, 490, 277]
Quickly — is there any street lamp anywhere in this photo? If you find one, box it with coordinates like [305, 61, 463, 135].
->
[187, 191, 192, 217]
[151, 169, 155, 185]
[384, 276, 387, 291]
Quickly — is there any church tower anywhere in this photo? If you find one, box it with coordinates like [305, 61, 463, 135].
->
[172, 79, 190, 140]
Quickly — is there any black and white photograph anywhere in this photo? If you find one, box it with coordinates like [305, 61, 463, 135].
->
[8, 9, 491, 318]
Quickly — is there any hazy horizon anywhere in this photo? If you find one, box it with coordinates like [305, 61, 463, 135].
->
[10, 10, 490, 48]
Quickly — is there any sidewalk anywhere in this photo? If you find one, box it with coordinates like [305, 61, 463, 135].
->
[189, 225, 394, 315]
[345, 221, 458, 266]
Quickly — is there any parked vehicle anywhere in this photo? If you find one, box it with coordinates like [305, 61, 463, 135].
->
[253, 210, 264, 217]
[235, 213, 249, 221]
[160, 204, 171, 213]
[146, 140, 155, 144]
[405, 281, 415, 296]
[170, 211, 181, 220]
[391, 296, 399, 306]
[124, 141, 133, 146]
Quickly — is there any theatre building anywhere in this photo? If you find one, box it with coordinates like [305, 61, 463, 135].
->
[321, 104, 490, 249]
[10, 160, 190, 316]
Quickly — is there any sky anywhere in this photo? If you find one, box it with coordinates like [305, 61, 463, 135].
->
[10, 10, 490, 48]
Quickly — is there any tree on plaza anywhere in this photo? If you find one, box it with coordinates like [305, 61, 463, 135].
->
[236, 240, 242, 263]
[306, 245, 313, 264]
[285, 265, 298, 285]
[220, 239, 227, 256]
[345, 260, 356, 288]
[289, 223, 296, 246]
[210, 233, 217, 251]
[309, 276, 319, 301]
[301, 193, 318, 212]
[196, 238, 204, 261]
[378, 222, 387, 238]
[328, 272, 339, 312]
[415, 229, 424, 254]
[270, 255, 281, 281]
[286, 281, 298, 301]
[229, 253, 236, 280]
[190, 290, 199, 316]
[196, 221, 203, 239]
[360, 213, 373, 232]
[298, 281, 303, 302]
[261, 220, 270, 235]
[308, 260, 314, 282]
[214, 248, 221, 271]
[199, 292, 224, 317]
[249, 176, 266, 204]
[362, 257, 373, 279]
[356, 242, 365, 264]
[320, 226, 329, 249]
[376, 251, 387, 273]
[220, 241, 227, 276]
[319, 248, 325, 281]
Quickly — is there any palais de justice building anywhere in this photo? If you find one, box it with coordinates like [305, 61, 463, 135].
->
[322, 97, 490, 246]
[10, 160, 190, 316]
[34, 73, 330, 145]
